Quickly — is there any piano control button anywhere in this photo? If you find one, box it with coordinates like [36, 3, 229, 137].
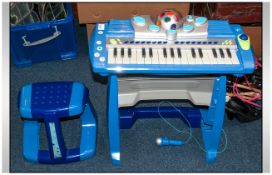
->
[132, 16, 146, 26]
[186, 15, 194, 22]
[110, 39, 118, 45]
[97, 46, 103, 51]
[170, 48, 175, 58]
[219, 48, 225, 58]
[149, 48, 153, 58]
[99, 57, 105, 62]
[237, 34, 250, 50]
[148, 24, 160, 32]
[166, 29, 177, 41]
[195, 17, 207, 26]
[183, 24, 194, 32]
[94, 52, 100, 58]
[142, 48, 146, 58]
[128, 48, 132, 58]
[198, 48, 203, 58]
[96, 40, 102, 45]
[191, 48, 196, 58]
[113, 48, 117, 58]
[239, 34, 248, 40]
[121, 48, 125, 57]
[212, 48, 217, 58]
[163, 48, 167, 58]
[226, 48, 232, 58]
[177, 48, 182, 58]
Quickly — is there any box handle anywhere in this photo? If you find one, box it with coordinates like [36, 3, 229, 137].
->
[22, 26, 61, 47]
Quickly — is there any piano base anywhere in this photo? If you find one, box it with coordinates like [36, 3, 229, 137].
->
[107, 75, 226, 165]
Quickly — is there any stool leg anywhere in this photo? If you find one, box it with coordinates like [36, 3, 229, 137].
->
[108, 75, 120, 165]
[78, 102, 96, 160]
[201, 76, 226, 163]
[44, 118, 67, 163]
[23, 121, 40, 162]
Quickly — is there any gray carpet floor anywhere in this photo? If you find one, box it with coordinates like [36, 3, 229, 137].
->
[10, 21, 262, 173]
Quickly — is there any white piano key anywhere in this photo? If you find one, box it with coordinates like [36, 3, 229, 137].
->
[130, 49, 137, 64]
[158, 49, 166, 64]
[151, 48, 159, 64]
[216, 49, 226, 64]
[186, 49, 196, 64]
[206, 50, 218, 64]
[201, 50, 210, 64]
[136, 48, 145, 64]
[230, 50, 240, 64]
[166, 48, 174, 64]
[173, 49, 181, 64]
[108, 49, 116, 64]
[223, 49, 232, 64]
[180, 50, 188, 64]
[122, 48, 130, 64]
[195, 49, 203, 64]
[144, 48, 152, 64]
[115, 48, 123, 64]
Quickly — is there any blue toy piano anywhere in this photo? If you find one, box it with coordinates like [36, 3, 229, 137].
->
[89, 11, 255, 165]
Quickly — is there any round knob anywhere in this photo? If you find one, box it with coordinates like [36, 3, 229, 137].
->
[186, 15, 194, 22]
[239, 34, 248, 40]
[183, 24, 194, 32]
[166, 29, 177, 41]
[148, 24, 160, 32]
[132, 16, 146, 26]
[195, 17, 207, 26]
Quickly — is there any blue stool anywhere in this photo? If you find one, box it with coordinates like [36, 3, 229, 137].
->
[19, 82, 96, 164]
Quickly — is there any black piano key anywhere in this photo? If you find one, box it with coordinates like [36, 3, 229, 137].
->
[170, 48, 174, 58]
[149, 48, 153, 58]
[121, 48, 124, 57]
[219, 48, 225, 58]
[198, 48, 203, 58]
[142, 48, 146, 58]
[163, 48, 167, 58]
[191, 48, 196, 58]
[212, 48, 217, 58]
[128, 48, 132, 58]
[226, 48, 232, 58]
[114, 48, 117, 58]
[177, 48, 182, 58]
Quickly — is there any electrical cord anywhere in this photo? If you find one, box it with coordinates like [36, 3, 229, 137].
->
[157, 101, 228, 154]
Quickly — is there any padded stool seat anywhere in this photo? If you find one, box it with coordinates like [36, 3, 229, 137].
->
[19, 82, 96, 164]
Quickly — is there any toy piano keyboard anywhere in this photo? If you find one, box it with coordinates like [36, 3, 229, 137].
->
[89, 15, 255, 76]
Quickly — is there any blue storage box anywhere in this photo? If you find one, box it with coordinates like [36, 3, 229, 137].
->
[10, 3, 77, 67]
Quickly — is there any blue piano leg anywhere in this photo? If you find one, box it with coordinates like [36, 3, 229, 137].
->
[108, 75, 120, 165]
[201, 76, 226, 163]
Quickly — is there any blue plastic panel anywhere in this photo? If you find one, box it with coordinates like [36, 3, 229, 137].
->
[23, 121, 40, 162]
[10, 3, 77, 67]
[19, 84, 32, 118]
[119, 106, 203, 129]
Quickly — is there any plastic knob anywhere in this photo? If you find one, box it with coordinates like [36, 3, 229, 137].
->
[195, 17, 207, 26]
[239, 34, 248, 40]
[132, 16, 146, 26]
[166, 29, 177, 41]
[183, 24, 194, 32]
[186, 15, 194, 22]
[148, 24, 160, 32]
[237, 34, 250, 50]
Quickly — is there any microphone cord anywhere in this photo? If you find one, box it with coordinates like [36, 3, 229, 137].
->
[157, 101, 228, 154]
